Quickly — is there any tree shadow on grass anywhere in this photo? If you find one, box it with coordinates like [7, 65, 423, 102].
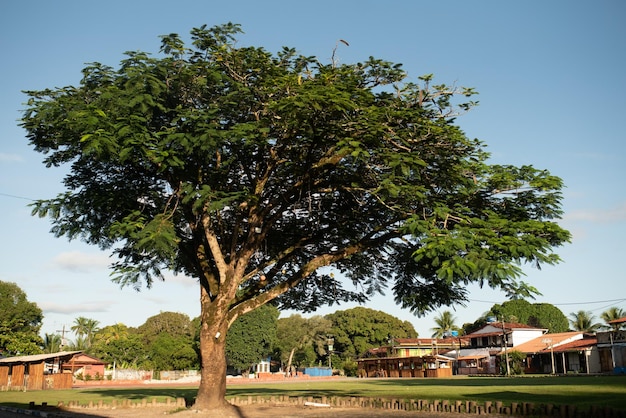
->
[2, 400, 251, 418]
[0, 403, 113, 418]
[78, 386, 199, 400]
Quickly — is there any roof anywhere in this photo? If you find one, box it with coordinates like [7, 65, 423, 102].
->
[67, 353, 107, 365]
[608, 316, 626, 324]
[424, 354, 456, 361]
[458, 354, 489, 360]
[454, 348, 491, 360]
[551, 338, 597, 353]
[464, 322, 546, 338]
[0, 351, 82, 365]
[393, 338, 459, 346]
[513, 332, 587, 354]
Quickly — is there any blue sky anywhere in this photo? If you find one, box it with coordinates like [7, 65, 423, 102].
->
[1, 1, 624, 339]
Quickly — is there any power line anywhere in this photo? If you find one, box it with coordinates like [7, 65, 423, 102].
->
[550, 298, 626, 306]
[0, 191, 34, 201]
[469, 298, 626, 306]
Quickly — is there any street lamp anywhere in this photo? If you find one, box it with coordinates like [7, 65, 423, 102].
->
[327, 336, 334, 369]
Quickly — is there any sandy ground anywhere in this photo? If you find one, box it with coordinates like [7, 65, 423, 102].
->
[51, 404, 508, 418]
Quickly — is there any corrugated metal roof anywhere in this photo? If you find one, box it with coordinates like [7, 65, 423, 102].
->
[458, 355, 489, 360]
[0, 351, 82, 365]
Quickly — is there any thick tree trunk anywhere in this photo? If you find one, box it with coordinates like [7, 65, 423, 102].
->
[286, 347, 296, 376]
[192, 287, 235, 413]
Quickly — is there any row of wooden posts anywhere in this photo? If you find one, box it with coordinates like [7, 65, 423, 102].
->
[24, 395, 625, 418]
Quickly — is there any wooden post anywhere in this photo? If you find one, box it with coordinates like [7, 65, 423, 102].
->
[455, 400, 463, 412]
[485, 401, 492, 413]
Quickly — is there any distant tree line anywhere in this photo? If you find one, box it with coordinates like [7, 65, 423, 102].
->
[2, 279, 624, 377]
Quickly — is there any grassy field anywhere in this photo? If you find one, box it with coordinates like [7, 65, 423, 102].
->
[1, 375, 625, 412]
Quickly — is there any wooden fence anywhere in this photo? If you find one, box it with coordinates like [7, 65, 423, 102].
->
[21, 395, 625, 418]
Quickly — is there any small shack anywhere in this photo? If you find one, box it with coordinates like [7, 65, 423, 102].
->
[357, 354, 453, 378]
[0, 351, 105, 390]
[62, 352, 107, 379]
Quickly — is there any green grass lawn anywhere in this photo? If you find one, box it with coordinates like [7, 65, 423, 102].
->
[1, 375, 625, 412]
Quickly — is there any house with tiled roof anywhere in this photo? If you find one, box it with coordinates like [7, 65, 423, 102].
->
[597, 316, 626, 374]
[455, 321, 547, 375]
[356, 318, 622, 377]
[513, 331, 600, 374]
[464, 321, 547, 348]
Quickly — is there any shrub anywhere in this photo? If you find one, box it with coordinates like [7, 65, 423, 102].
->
[501, 350, 526, 375]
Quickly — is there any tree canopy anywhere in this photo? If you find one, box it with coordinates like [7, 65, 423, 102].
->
[90, 330, 146, 369]
[326, 307, 417, 359]
[466, 299, 569, 333]
[0, 280, 44, 355]
[275, 314, 332, 373]
[21, 23, 570, 410]
[225, 303, 279, 373]
[137, 311, 194, 345]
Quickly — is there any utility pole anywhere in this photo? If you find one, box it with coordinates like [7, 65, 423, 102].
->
[56, 325, 69, 350]
[501, 318, 510, 376]
[542, 338, 555, 374]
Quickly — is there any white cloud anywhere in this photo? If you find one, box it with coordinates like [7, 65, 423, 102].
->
[0, 153, 23, 162]
[50, 251, 111, 273]
[39, 301, 112, 314]
[164, 273, 197, 287]
[565, 202, 626, 223]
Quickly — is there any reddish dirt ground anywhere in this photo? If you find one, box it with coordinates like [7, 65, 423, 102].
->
[53, 404, 508, 418]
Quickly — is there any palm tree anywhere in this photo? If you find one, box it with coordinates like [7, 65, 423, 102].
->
[431, 310, 461, 338]
[67, 335, 89, 351]
[569, 310, 602, 332]
[95, 323, 129, 344]
[601, 307, 626, 331]
[42, 333, 62, 353]
[71, 316, 100, 347]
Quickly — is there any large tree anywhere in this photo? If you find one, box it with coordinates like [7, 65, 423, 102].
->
[90, 332, 147, 369]
[137, 311, 193, 345]
[21, 24, 570, 411]
[225, 303, 279, 374]
[326, 307, 418, 359]
[487, 299, 569, 333]
[0, 281, 44, 355]
[275, 314, 333, 373]
[146, 332, 199, 371]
